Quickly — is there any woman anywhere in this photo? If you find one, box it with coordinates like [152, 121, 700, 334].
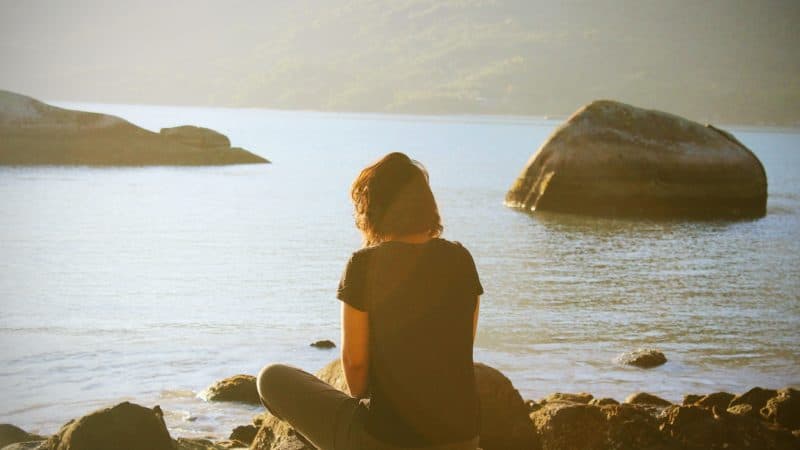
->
[257, 152, 483, 450]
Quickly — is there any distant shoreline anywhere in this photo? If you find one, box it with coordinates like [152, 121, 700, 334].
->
[47, 99, 800, 131]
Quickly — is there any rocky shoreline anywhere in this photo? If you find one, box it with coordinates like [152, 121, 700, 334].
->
[2, 359, 798, 450]
[0, 90, 269, 166]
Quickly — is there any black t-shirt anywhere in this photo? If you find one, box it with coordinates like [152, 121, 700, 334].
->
[337, 238, 483, 447]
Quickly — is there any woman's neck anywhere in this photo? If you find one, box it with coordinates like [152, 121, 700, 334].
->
[385, 231, 433, 244]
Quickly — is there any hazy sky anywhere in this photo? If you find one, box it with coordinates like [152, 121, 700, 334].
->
[1, 0, 798, 124]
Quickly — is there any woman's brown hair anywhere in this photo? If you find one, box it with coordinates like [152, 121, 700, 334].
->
[351, 152, 443, 246]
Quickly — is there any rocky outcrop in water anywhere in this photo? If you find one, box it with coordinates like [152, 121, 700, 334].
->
[505, 100, 767, 219]
[202, 374, 261, 405]
[0, 90, 269, 166]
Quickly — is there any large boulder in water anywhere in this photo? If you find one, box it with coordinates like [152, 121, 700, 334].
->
[505, 100, 767, 219]
[0, 89, 269, 166]
[252, 359, 538, 450]
[39, 402, 174, 450]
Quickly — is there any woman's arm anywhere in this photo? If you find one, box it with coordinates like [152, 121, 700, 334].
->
[473, 296, 480, 343]
[341, 303, 370, 398]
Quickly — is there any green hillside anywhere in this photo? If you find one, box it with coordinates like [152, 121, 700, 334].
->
[1, 0, 798, 125]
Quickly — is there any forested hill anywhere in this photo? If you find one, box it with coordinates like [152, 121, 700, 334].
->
[1, 0, 798, 125]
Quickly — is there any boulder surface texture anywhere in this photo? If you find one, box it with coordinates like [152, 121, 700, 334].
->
[0, 90, 268, 166]
[506, 100, 767, 219]
[40, 402, 173, 450]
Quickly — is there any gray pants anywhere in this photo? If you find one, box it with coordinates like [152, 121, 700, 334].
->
[256, 364, 480, 450]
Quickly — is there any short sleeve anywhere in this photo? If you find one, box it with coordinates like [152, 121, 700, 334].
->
[457, 243, 484, 297]
[337, 251, 367, 312]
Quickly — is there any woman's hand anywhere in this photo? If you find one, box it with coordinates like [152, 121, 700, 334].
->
[341, 303, 370, 398]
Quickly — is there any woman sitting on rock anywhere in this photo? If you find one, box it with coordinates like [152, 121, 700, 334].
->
[257, 152, 483, 450]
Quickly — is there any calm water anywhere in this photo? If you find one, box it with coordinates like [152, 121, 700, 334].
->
[1, 104, 799, 439]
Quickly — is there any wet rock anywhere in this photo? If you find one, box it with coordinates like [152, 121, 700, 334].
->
[229, 425, 258, 445]
[530, 403, 607, 450]
[682, 394, 703, 405]
[313, 359, 538, 450]
[616, 349, 667, 368]
[252, 412, 268, 428]
[472, 363, 540, 450]
[0, 425, 45, 449]
[658, 405, 723, 450]
[624, 392, 672, 407]
[1, 442, 46, 450]
[250, 413, 313, 450]
[202, 374, 260, 405]
[505, 100, 767, 219]
[692, 392, 735, 411]
[659, 404, 796, 450]
[589, 397, 619, 406]
[727, 403, 756, 418]
[602, 404, 674, 450]
[175, 438, 226, 449]
[309, 340, 336, 349]
[39, 402, 173, 450]
[175, 437, 248, 449]
[525, 399, 543, 413]
[761, 388, 800, 430]
[215, 440, 248, 449]
[729, 387, 778, 413]
[541, 392, 594, 404]
[0, 90, 269, 166]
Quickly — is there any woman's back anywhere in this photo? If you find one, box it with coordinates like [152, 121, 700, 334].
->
[338, 238, 483, 446]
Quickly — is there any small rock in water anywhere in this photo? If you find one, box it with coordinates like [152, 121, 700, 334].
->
[310, 340, 336, 349]
[616, 348, 667, 368]
[202, 375, 260, 405]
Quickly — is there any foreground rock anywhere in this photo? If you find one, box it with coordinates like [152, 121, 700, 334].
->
[41, 402, 173, 450]
[505, 100, 767, 219]
[202, 374, 261, 405]
[252, 359, 538, 450]
[531, 402, 674, 450]
[761, 388, 800, 430]
[0, 90, 269, 166]
[660, 405, 796, 450]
